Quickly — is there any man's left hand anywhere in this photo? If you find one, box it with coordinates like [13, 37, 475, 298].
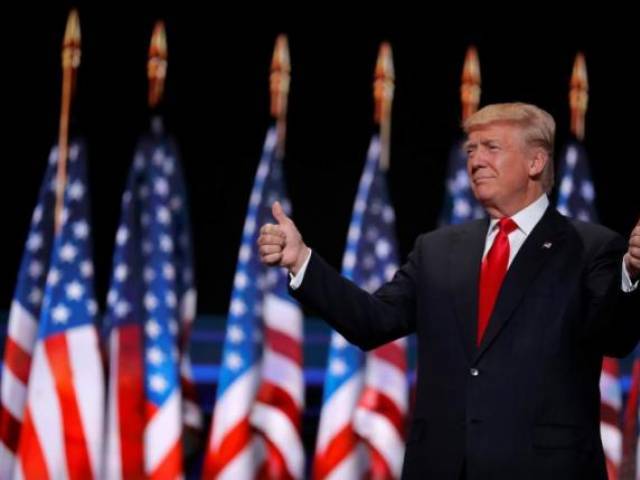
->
[625, 218, 640, 281]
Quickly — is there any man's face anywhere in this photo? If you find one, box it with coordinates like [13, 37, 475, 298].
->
[465, 122, 533, 212]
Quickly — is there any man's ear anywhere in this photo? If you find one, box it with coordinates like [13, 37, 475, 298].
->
[529, 148, 548, 177]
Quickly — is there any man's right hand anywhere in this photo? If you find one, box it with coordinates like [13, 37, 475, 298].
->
[258, 201, 310, 275]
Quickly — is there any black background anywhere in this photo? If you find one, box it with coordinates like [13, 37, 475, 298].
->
[2, 5, 638, 314]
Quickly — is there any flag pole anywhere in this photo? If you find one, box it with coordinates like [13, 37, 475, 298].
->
[54, 9, 81, 233]
[460, 45, 481, 123]
[270, 34, 290, 158]
[374, 42, 394, 172]
[570, 52, 588, 141]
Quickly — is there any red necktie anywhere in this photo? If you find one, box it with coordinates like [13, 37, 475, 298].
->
[477, 217, 518, 345]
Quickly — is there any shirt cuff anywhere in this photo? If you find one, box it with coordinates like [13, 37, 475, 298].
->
[289, 249, 313, 290]
[622, 259, 639, 293]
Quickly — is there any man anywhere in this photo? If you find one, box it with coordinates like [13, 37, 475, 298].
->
[258, 103, 640, 479]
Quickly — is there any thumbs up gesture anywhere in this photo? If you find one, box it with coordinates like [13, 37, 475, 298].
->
[625, 218, 640, 282]
[258, 201, 310, 274]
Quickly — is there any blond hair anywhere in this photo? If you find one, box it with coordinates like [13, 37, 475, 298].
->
[463, 102, 556, 192]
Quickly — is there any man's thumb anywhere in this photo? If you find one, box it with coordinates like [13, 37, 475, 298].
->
[272, 201, 289, 225]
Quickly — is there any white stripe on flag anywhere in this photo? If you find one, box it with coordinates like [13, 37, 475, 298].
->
[325, 444, 368, 480]
[263, 293, 303, 341]
[316, 371, 363, 453]
[1, 366, 27, 421]
[600, 370, 622, 410]
[8, 301, 38, 354]
[260, 348, 304, 407]
[183, 399, 203, 429]
[103, 333, 122, 480]
[217, 436, 265, 480]
[145, 388, 182, 474]
[364, 354, 408, 412]
[250, 402, 304, 478]
[0, 441, 15, 480]
[209, 365, 258, 451]
[68, 326, 104, 477]
[27, 342, 68, 479]
[353, 408, 405, 478]
[600, 422, 622, 465]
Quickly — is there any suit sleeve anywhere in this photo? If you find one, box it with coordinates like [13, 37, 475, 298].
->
[290, 237, 420, 351]
[583, 233, 640, 357]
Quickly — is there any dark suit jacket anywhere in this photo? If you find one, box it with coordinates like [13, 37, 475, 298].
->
[291, 206, 640, 480]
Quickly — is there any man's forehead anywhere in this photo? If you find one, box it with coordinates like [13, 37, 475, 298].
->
[466, 122, 519, 142]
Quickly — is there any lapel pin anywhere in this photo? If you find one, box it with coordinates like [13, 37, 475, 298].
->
[542, 242, 552, 249]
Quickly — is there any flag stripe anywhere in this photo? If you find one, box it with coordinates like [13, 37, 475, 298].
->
[255, 382, 302, 430]
[4, 338, 32, 386]
[0, 404, 21, 454]
[45, 334, 93, 480]
[357, 387, 405, 435]
[145, 390, 182, 475]
[203, 417, 253, 478]
[313, 424, 359, 480]
[117, 325, 146, 479]
[251, 402, 305, 478]
[264, 326, 303, 364]
[371, 341, 406, 372]
[7, 301, 39, 354]
[17, 407, 50, 480]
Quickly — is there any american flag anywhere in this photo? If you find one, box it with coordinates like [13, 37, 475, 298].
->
[0, 145, 58, 478]
[556, 139, 622, 479]
[103, 131, 200, 479]
[439, 139, 484, 226]
[202, 126, 304, 479]
[621, 358, 640, 480]
[314, 135, 408, 479]
[14, 141, 105, 479]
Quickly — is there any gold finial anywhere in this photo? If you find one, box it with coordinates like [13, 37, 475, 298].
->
[148, 21, 168, 109]
[569, 52, 588, 140]
[461, 45, 481, 122]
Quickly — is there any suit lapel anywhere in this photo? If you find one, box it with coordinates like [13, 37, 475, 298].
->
[474, 207, 568, 362]
[450, 219, 488, 361]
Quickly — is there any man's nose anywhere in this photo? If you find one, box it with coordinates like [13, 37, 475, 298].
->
[468, 151, 487, 172]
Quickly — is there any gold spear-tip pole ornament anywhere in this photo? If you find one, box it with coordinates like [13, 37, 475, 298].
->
[54, 9, 81, 233]
[374, 42, 394, 171]
[461, 45, 481, 122]
[570, 52, 588, 141]
[148, 21, 168, 109]
[270, 34, 290, 157]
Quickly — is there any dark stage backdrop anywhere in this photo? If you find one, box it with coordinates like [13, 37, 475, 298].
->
[2, 6, 638, 315]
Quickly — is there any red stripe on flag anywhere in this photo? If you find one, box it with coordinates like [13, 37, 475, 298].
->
[45, 335, 94, 480]
[148, 438, 182, 480]
[368, 444, 394, 480]
[372, 342, 406, 372]
[16, 407, 50, 480]
[255, 382, 302, 431]
[0, 404, 21, 454]
[201, 417, 253, 479]
[117, 325, 145, 479]
[4, 337, 32, 384]
[621, 359, 640, 480]
[313, 424, 358, 480]
[358, 387, 405, 436]
[601, 403, 621, 428]
[264, 327, 302, 364]
[257, 434, 294, 480]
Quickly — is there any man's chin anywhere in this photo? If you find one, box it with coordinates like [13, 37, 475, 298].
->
[471, 186, 494, 205]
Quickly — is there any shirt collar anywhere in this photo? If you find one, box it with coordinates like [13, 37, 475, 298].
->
[488, 194, 549, 236]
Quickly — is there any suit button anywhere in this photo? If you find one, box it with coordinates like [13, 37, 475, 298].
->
[470, 368, 479, 377]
